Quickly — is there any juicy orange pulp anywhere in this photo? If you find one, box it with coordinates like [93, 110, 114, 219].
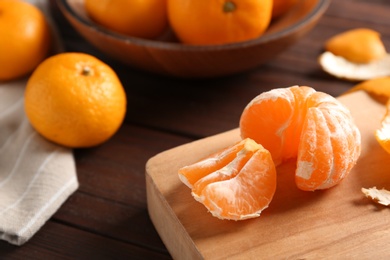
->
[240, 86, 361, 191]
[179, 138, 276, 220]
[179, 86, 361, 220]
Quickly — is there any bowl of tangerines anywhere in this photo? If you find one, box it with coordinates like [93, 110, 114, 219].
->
[56, 0, 330, 78]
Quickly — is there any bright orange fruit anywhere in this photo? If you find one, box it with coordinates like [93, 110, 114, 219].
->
[24, 53, 127, 148]
[0, 0, 51, 81]
[85, 0, 168, 39]
[168, 0, 273, 45]
[179, 138, 276, 220]
[240, 86, 361, 191]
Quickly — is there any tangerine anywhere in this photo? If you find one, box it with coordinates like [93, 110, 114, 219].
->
[240, 86, 361, 191]
[179, 138, 276, 220]
[84, 0, 168, 39]
[24, 52, 127, 148]
[0, 0, 51, 81]
[168, 0, 273, 45]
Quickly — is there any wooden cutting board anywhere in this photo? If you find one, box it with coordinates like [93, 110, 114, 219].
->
[146, 91, 390, 259]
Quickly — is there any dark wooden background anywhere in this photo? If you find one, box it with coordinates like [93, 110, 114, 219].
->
[0, 0, 389, 259]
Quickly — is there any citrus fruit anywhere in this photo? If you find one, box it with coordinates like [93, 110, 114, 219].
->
[179, 138, 276, 220]
[24, 52, 127, 148]
[325, 28, 387, 64]
[84, 0, 168, 39]
[240, 86, 361, 191]
[167, 0, 273, 45]
[272, 0, 298, 19]
[0, 0, 51, 81]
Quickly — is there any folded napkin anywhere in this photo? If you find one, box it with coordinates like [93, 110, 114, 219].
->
[0, 0, 78, 246]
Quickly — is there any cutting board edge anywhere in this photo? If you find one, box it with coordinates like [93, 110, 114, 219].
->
[146, 155, 203, 260]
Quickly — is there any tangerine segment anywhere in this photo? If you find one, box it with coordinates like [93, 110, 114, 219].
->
[192, 139, 260, 197]
[178, 138, 276, 220]
[196, 146, 276, 220]
[240, 86, 315, 165]
[178, 139, 247, 188]
[240, 86, 361, 191]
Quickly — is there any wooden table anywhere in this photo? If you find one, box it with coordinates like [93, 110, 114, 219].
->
[1, 0, 389, 258]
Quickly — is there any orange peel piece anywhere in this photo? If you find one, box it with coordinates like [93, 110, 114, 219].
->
[362, 187, 390, 206]
[343, 77, 390, 153]
[319, 28, 389, 81]
[325, 28, 387, 64]
[343, 77, 390, 97]
[376, 100, 390, 153]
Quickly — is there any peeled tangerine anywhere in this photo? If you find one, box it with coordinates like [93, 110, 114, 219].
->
[318, 28, 390, 81]
[178, 86, 361, 220]
[179, 138, 277, 220]
[240, 86, 361, 191]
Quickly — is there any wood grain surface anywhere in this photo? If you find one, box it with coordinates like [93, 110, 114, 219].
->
[146, 91, 390, 259]
[1, 0, 389, 259]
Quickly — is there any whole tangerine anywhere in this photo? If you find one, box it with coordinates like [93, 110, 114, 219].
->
[24, 52, 127, 148]
[84, 0, 168, 39]
[0, 0, 51, 81]
[168, 0, 273, 45]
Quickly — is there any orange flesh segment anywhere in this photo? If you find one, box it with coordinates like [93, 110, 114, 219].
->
[198, 146, 276, 220]
[240, 86, 361, 191]
[178, 139, 246, 188]
[178, 138, 276, 220]
[296, 108, 333, 191]
[239, 86, 316, 165]
[192, 140, 259, 197]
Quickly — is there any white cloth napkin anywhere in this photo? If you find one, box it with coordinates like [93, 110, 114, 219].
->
[0, 0, 78, 246]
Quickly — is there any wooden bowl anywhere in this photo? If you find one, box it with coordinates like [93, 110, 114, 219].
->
[56, 0, 330, 78]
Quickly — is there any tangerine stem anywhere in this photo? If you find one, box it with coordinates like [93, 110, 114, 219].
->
[81, 66, 92, 76]
[223, 1, 236, 13]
